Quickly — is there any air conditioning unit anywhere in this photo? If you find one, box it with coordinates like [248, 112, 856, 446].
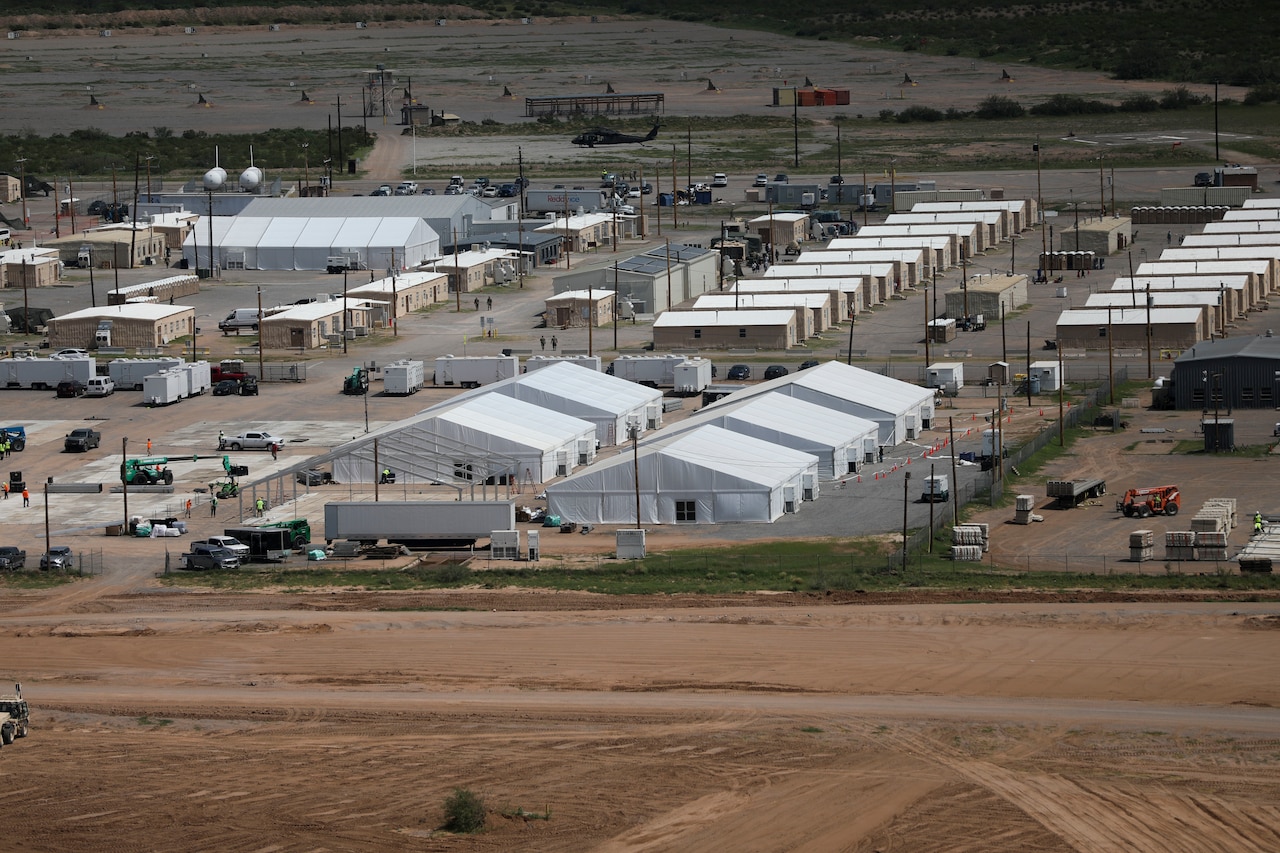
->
[616, 529, 646, 559]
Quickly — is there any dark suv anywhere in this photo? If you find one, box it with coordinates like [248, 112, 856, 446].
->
[763, 365, 789, 380]
[56, 380, 85, 398]
[727, 364, 752, 381]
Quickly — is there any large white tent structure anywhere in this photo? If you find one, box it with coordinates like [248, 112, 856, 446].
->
[330, 393, 595, 486]
[546, 425, 819, 525]
[646, 394, 878, 479]
[703, 360, 935, 445]
[484, 361, 663, 446]
[181, 215, 440, 272]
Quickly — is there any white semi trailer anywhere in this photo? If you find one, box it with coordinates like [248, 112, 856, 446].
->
[0, 356, 94, 389]
[324, 500, 516, 548]
[433, 355, 518, 388]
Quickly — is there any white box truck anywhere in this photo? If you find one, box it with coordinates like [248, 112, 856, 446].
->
[180, 361, 212, 396]
[433, 355, 518, 388]
[108, 357, 184, 390]
[383, 359, 425, 395]
[324, 500, 516, 547]
[525, 188, 609, 214]
[143, 369, 186, 405]
[0, 356, 94, 390]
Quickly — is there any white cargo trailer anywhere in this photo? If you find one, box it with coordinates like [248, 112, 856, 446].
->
[433, 355, 519, 388]
[672, 358, 713, 395]
[108, 357, 183, 390]
[143, 369, 187, 405]
[383, 359, 425, 395]
[0, 356, 94, 390]
[524, 354, 602, 373]
[179, 361, 212, 396]
[323, 500, 516, 547]
[525, 188, 609, 214]
[609, 354, 691, 387]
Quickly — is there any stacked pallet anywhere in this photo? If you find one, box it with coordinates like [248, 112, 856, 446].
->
[950, 544, 984, 562]
[1013, 494, 1036, 525]
[953, 524, 990, 551]
[1192, 507, 1230, 536]
[1202, 498, 1238, 529]
[1195, 530, 1229, 561]
[1165, 530, 1196, 561]
[1129, 529, 1154, 563]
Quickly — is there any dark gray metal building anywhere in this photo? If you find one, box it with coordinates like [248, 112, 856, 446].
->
[1171, 334, 1280, 410]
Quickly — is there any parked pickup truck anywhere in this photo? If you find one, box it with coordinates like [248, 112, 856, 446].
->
[0, 547, 26, 570]
[200, 535, 249, 558]
[64, 427, 101, 452]
[182, 543, 241, 571]
[219, 431, 287, 451]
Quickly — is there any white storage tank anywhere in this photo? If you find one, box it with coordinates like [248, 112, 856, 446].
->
[383, 359, 425, 395]
[143, 369, 186, 406]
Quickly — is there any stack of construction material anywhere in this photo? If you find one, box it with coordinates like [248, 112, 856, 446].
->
[1195, 530, 1229, 562]
[1192, 506, 1231, 537]
[1165, 530, 1197, 561]
[1013, 494, 1035, 525]
[1202, 498, 1238, 529]
[1129, 529, 1155, 563]
[950, 544, 984, 561]
[953, 524, 990, 552]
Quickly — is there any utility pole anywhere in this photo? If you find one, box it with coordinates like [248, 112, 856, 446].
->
[1035, 138, 1045, 262]
[342, 269, 349, 354]
[901, 471, 911, 572]
[948, 417, 959, 529]
[1057, 340, 1065, 446]
[671, 148, 678, 230]
[335, 94, 344, 167]
[256, 286, 265, 381]
[15, 156, 28, 228]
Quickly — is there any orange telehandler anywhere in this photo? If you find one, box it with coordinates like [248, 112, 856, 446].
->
[1116, 485, 1181, 518]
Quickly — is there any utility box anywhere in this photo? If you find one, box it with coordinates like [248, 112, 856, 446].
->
[143, 369, 186, 405]
[1029, 360, 1061, 392]
[491, 529, 520, 560]
[527, 528, 540, 562]
[616, 528, 646, 559]
[383, 359, 425, 395]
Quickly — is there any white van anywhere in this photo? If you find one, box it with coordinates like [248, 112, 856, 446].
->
[218, 308, 261, 334]
[0, 228, 10, 246]
[85, 377, 115, 397]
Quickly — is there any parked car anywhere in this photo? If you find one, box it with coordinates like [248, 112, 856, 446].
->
[640, 182, 653, 194]
[202, 535, 249, 558]
[798, 359, 820, 370]
[85, 377, 115, 397]
[56, 380, 85, 398]
[0, 546, 27, 570]
[1193, 172, 1213, 187]
[64, 427, 101, 452]
[763, 365, 789, 380]
[753, 174, 769, 187]
[443, 185, 462, 195]
[482, 186, 498, 198]
[52, 348, 90, 359]
[212, 379, 241, 396]
[87, 200, 108, 216]
[183, 543, 240, 571]
[239, 376, 259, 397]
[627, 187, 641, 198]
[712, 172, 728, 187]
[727, 364, 752, 381]
[498, 183, 519, 197]
[40, 545, 74, 571]
[774, 173, 789, 183]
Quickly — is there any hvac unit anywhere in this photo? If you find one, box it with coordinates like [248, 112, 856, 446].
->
[616, 529, 646, 559]
[527, 529, 540, 562]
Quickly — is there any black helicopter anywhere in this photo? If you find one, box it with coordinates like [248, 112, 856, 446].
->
[571, 123, 661, 148]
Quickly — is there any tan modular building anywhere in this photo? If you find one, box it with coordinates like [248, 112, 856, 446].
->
[944, 273, 1028, 321]
[1183, 232, 1280, 249]
[796, 247, 926, 286]
[259, 298, 374, 350]
[107, 274, 200, 305]
[553, 244, 719, 315]
[347, 271, 449, 321]
[48, 303, 195, 349]
[748, 213, 809, 249]
[0, 174, 19, 204]
[731, 278, 852, 321]
[44, 224, 166, 269]
[1160, 246, 1280, 289]
[854, 223, 976, 258]
[828, 234, 955, 271]
[652, 309, 798, 351]
[535, 213, 616, 256]
[909, 200, 1038, 234]
[1059, 215, 1134, 255]
[147, 211, 200, 254]
[545, 289, 616, 328]
[1085, 291, 1222, 340]
[692, 292, 831, 337]
[430, 247, 520, 293]
[1, 248, 61, 289]
[1111, 275, 1250, 322]
[762, 262, 893, 305]
[1055, 306, 1205, 351]
[1136, 260, 1270, 308]
[887, 212, 1002, 248]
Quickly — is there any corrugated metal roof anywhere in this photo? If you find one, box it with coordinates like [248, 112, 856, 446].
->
[55, 303, 193, 322]
[1055, 306, 1203, 326]
[653, 309, 797, 328]
[1174, 335, 1280, 362]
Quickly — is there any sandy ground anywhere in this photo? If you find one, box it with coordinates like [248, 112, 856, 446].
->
[1, 17, 1278, 851]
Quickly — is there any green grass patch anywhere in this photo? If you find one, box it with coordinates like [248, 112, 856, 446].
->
[136, 716, 173, 727]
[0, 572, 81, 589]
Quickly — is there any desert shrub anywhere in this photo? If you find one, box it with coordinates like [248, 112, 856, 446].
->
[975, 95, 1024, 119]
[878, 108, 896, 122]
[1244, 83, 1280, 105]
[1159, 86, 1208, 109]
[443, 787, 486, 833]
[1119, 94, 1159, 112]
[897, 105, 944, 123]
[1030, 94, 1115, 116]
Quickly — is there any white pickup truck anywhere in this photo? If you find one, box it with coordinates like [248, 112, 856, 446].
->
[219, 431, 287, 451]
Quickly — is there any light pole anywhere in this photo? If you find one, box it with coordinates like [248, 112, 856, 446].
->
[901, 471, 911, 572]
[15, 156, 28, 228]
[791, 86, 799, 169]
[190, 313, 209, 363]
[301, 142, 310, 194]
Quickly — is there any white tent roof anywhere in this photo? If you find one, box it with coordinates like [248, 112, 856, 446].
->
[430, 393, 595, 451]
[734, 277, 857, 295]
[1086, 291, 1222, 308]
[1162, 246, 1280, 262]
[829, 235, 953, 249]
[796, 248, 926, 265]
[485, 361, 661, 444]
[1202, 220, 1280, 234]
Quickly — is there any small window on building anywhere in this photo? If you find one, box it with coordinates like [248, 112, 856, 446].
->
[1242, 387, 1254, 403]
[1191, 389, 1205, 406]
[739, 328, 747, 338]
[675, 500, 696, 523]
[693, 328, 702, 339]
[1098, 327, 1108, 337]
[1261, 387, 1273, 403]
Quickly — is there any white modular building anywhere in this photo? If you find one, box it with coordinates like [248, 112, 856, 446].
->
[730, 277, 853, 320]
[762, 262, 894, 304]
[887, 210, 1007, 245]
[690, 292, 831, 336]
[1111, 275, 1250, 320]
[827, 235, 956, 271]
[545, 424, 819, 525]
[853, 224, 977, 259]
[484, 361, 662, 446]
[908, 200, 1036, 233]
[795, 247, 927, 287]
[646, 393, 878, 479]
[1135, 260, 1271, 307]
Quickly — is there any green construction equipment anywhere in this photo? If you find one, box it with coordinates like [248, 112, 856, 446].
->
[265, 518, 312, 548]
[120, 456, 174, 486]
[342, 367, 369, 395]
[209, 454, 249, 498]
